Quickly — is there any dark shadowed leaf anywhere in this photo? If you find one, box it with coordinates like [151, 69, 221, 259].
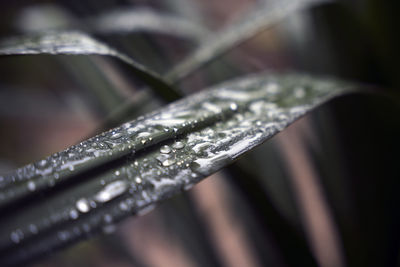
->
[165, 0, 328, 81]
[90, 8, 208, 41]
[0, 31, 181, 101]
[15, 6, 207, 42]
[0, 72, 358, 265]
[98, 0, 330, 128]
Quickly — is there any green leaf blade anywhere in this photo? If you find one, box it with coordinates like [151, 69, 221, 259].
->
[91, 8, 208, 41]
[166, 0, 329, 82]
[0, 31, 180, 100]
[0, 72, 357, 265]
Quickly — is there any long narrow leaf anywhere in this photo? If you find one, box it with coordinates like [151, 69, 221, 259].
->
[0, 72, 358, 265]
[16, 6, 207, 42]
[96, 0, 330, 128]
[90, 8, 208, 41]
[165, 0, 328, 81]
[0, 31, 181, 101]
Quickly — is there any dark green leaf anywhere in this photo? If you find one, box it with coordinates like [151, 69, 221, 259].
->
[90, 8, 208, 41]
[15, 6, 207, 42]
[0, 72, 357, 265]
[165, 0, 328, 81]
[0, 31, 180, 101]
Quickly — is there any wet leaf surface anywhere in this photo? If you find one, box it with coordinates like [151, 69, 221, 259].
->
[0, 31, 179, 101]
[0, 72, 358, 265]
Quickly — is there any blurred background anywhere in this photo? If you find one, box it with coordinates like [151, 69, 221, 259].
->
[0, 0, 399, 266]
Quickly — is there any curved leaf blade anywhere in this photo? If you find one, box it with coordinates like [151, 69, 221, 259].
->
[15, 6, 207, 42]
[0, 72, 358, 265]
[0, 31, 180, 101]
[90, 8, 208, 41]
[166, 0, 328, 81]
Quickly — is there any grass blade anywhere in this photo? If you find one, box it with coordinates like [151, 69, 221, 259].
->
[16, 6, 207, 42]
[0, 72, 357, 265]
[165, 0, 329, 81]
[0, 31, 181, 101]
[90, 8, 208, 41]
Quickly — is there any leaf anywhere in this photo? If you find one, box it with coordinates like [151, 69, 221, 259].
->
[15, 6, 207, 42]
[0, 31, 181, 101]
[90, 8, 208, 41]
[165, 0, 328, 81]
[0, 72, 358, 265]
[95, 0, 330, 128]
[15, 4, 208, 41]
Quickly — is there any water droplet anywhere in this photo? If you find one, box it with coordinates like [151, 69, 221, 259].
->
[76, 198, 90, 213]
[162, 158, 176, 167]
[172, 142, 185, 150]
[68, 165, 74, 171]
[230, 102, 238, 111]
[266, 83, 279, 94]
[10, 230, 23, 244]
[119, 201, 129, 211]
[160, 145, 171, 154]
[115, 170, 120, 176]
[27, 181, 36, 191]
[135, 177, 142, 184]
[123, 122, 132, 129]
[202, 102, 222, 113]
[98, 142, 108, 149]
[90, 200, 97, 208]
[29, 224, 38, 234]
[294, 87, 305, 98]
[137, 132, 151, 138]
[110, 132, 122, 139]
[95, 180, 127, 203]
[69, 209, 79, 219]
[38, 159, 47, 167]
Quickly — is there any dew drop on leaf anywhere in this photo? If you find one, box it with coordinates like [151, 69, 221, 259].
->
[10, 231, 21, 244]
[110, 132, 122, 139]
[95, 180, 127, 203]
[27, 181, 36, 192]
[266, 82, 279, 94]
[230, 102, 238, 111]
[76, 198, 90, 213]
[69, 209, 79, 220]
[29, 224, 38, 234]
[162, 158, 176, 167]
[119, 201, 129, 211]
[160, 145, 172, 154]
[38, 159, 47, 167]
